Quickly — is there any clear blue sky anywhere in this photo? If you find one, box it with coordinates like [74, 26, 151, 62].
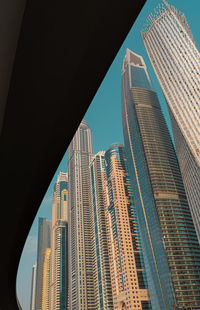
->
[17, 1, 200, 309]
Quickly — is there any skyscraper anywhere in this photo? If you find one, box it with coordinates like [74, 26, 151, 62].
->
[89, 151, 113, 310]
[121, 48, 200, 309]
[30, 262, 37, 310]
[42, 248, 51, 310]
[104, 143, 151, 310]
[35, 218, 51, 310]
[53, 221, 68, 310]
[142, 0, 200, 243]
[50, 172, 68, 310]
[68, 120, 98, 310]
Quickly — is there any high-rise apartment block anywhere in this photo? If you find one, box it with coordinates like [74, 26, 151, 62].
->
[68, 120, 98, 310]
[42, 248, 51, 310]
[89, 151, 113, 310]
[50, 172, 68, 310]
[104, 143, 151, 310]
[121, 48, 200, 309]
[35, 218, 51, 310]
[53, 221, 68, 310]
[142, 0, 200, 243]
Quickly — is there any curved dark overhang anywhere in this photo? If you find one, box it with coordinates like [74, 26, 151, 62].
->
[0, 0, 146, 308]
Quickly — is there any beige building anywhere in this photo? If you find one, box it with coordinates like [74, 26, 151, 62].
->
[68, 120, 98, 310]
[89, 151, 113, 309]
[104, 144, 150, 310]
[35, 218, 51, 310]
[42, 248, 51, 310]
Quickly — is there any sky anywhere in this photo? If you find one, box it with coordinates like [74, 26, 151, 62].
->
[16, 1, 200, 309]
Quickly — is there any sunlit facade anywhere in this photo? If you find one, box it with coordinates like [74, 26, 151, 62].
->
[104, 143, 151, 310]
[121, 48, 200, 309]
[68, 120, 98, 310]
[142, 0, 200, 243]
[89, 151, 113, 310]
[50, 172, 68, 310]
[35, 218, 51, 310]
[42, 248, 51, 310]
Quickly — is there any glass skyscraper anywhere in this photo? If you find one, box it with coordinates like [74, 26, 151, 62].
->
[35, 218, 51, 310]
[50, 172, 68, 310]
[89, 151, 113, 310]
[104, 143, 151, 310]
[142, 0, 200, 243]
[121, 48, 200, 309]
[68, 120, 98, 310]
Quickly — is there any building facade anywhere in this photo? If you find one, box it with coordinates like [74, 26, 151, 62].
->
[30, 262, 37, 310]
[104, 143, 151, 310]
[42, 248, 51, 310]
[50, 172, 68, 310]
[53, 221, 68, 310]
[121, 48, 200, 309]
[89, 151, 113, 310]
[35, 218, 51, 310]
[142, 0, 200, 243]
[68, 120, 98, 310]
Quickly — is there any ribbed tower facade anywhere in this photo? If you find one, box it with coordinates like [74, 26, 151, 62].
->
[50, 172, 68, 310]
[89, 151, 113, 310]
[142, 0, 200, 243]
[104, 143, 151, 310]
[121, 48, 200, 309]
[42, 248, 51, 310]
[35, 218, 51, 310]
[30, 262, 37, 310]
[68, 120, 98, 310]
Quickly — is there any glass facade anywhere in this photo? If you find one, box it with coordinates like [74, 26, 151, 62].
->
[121, 49, 200, 309]
[131, 67, 152, 91]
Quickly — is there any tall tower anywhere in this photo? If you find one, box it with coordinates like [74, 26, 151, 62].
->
[30, 262, 37, 310]
[42, 248, 51, 310]
[89, 151, 113, 310]
[104, 143, 151, 310]
[68, 120, 97, 310]
[142, 0, 200, 243]
[50, 172, 68, 310]
[121, 48, 200, 309]
[35, 218, 51, 310]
